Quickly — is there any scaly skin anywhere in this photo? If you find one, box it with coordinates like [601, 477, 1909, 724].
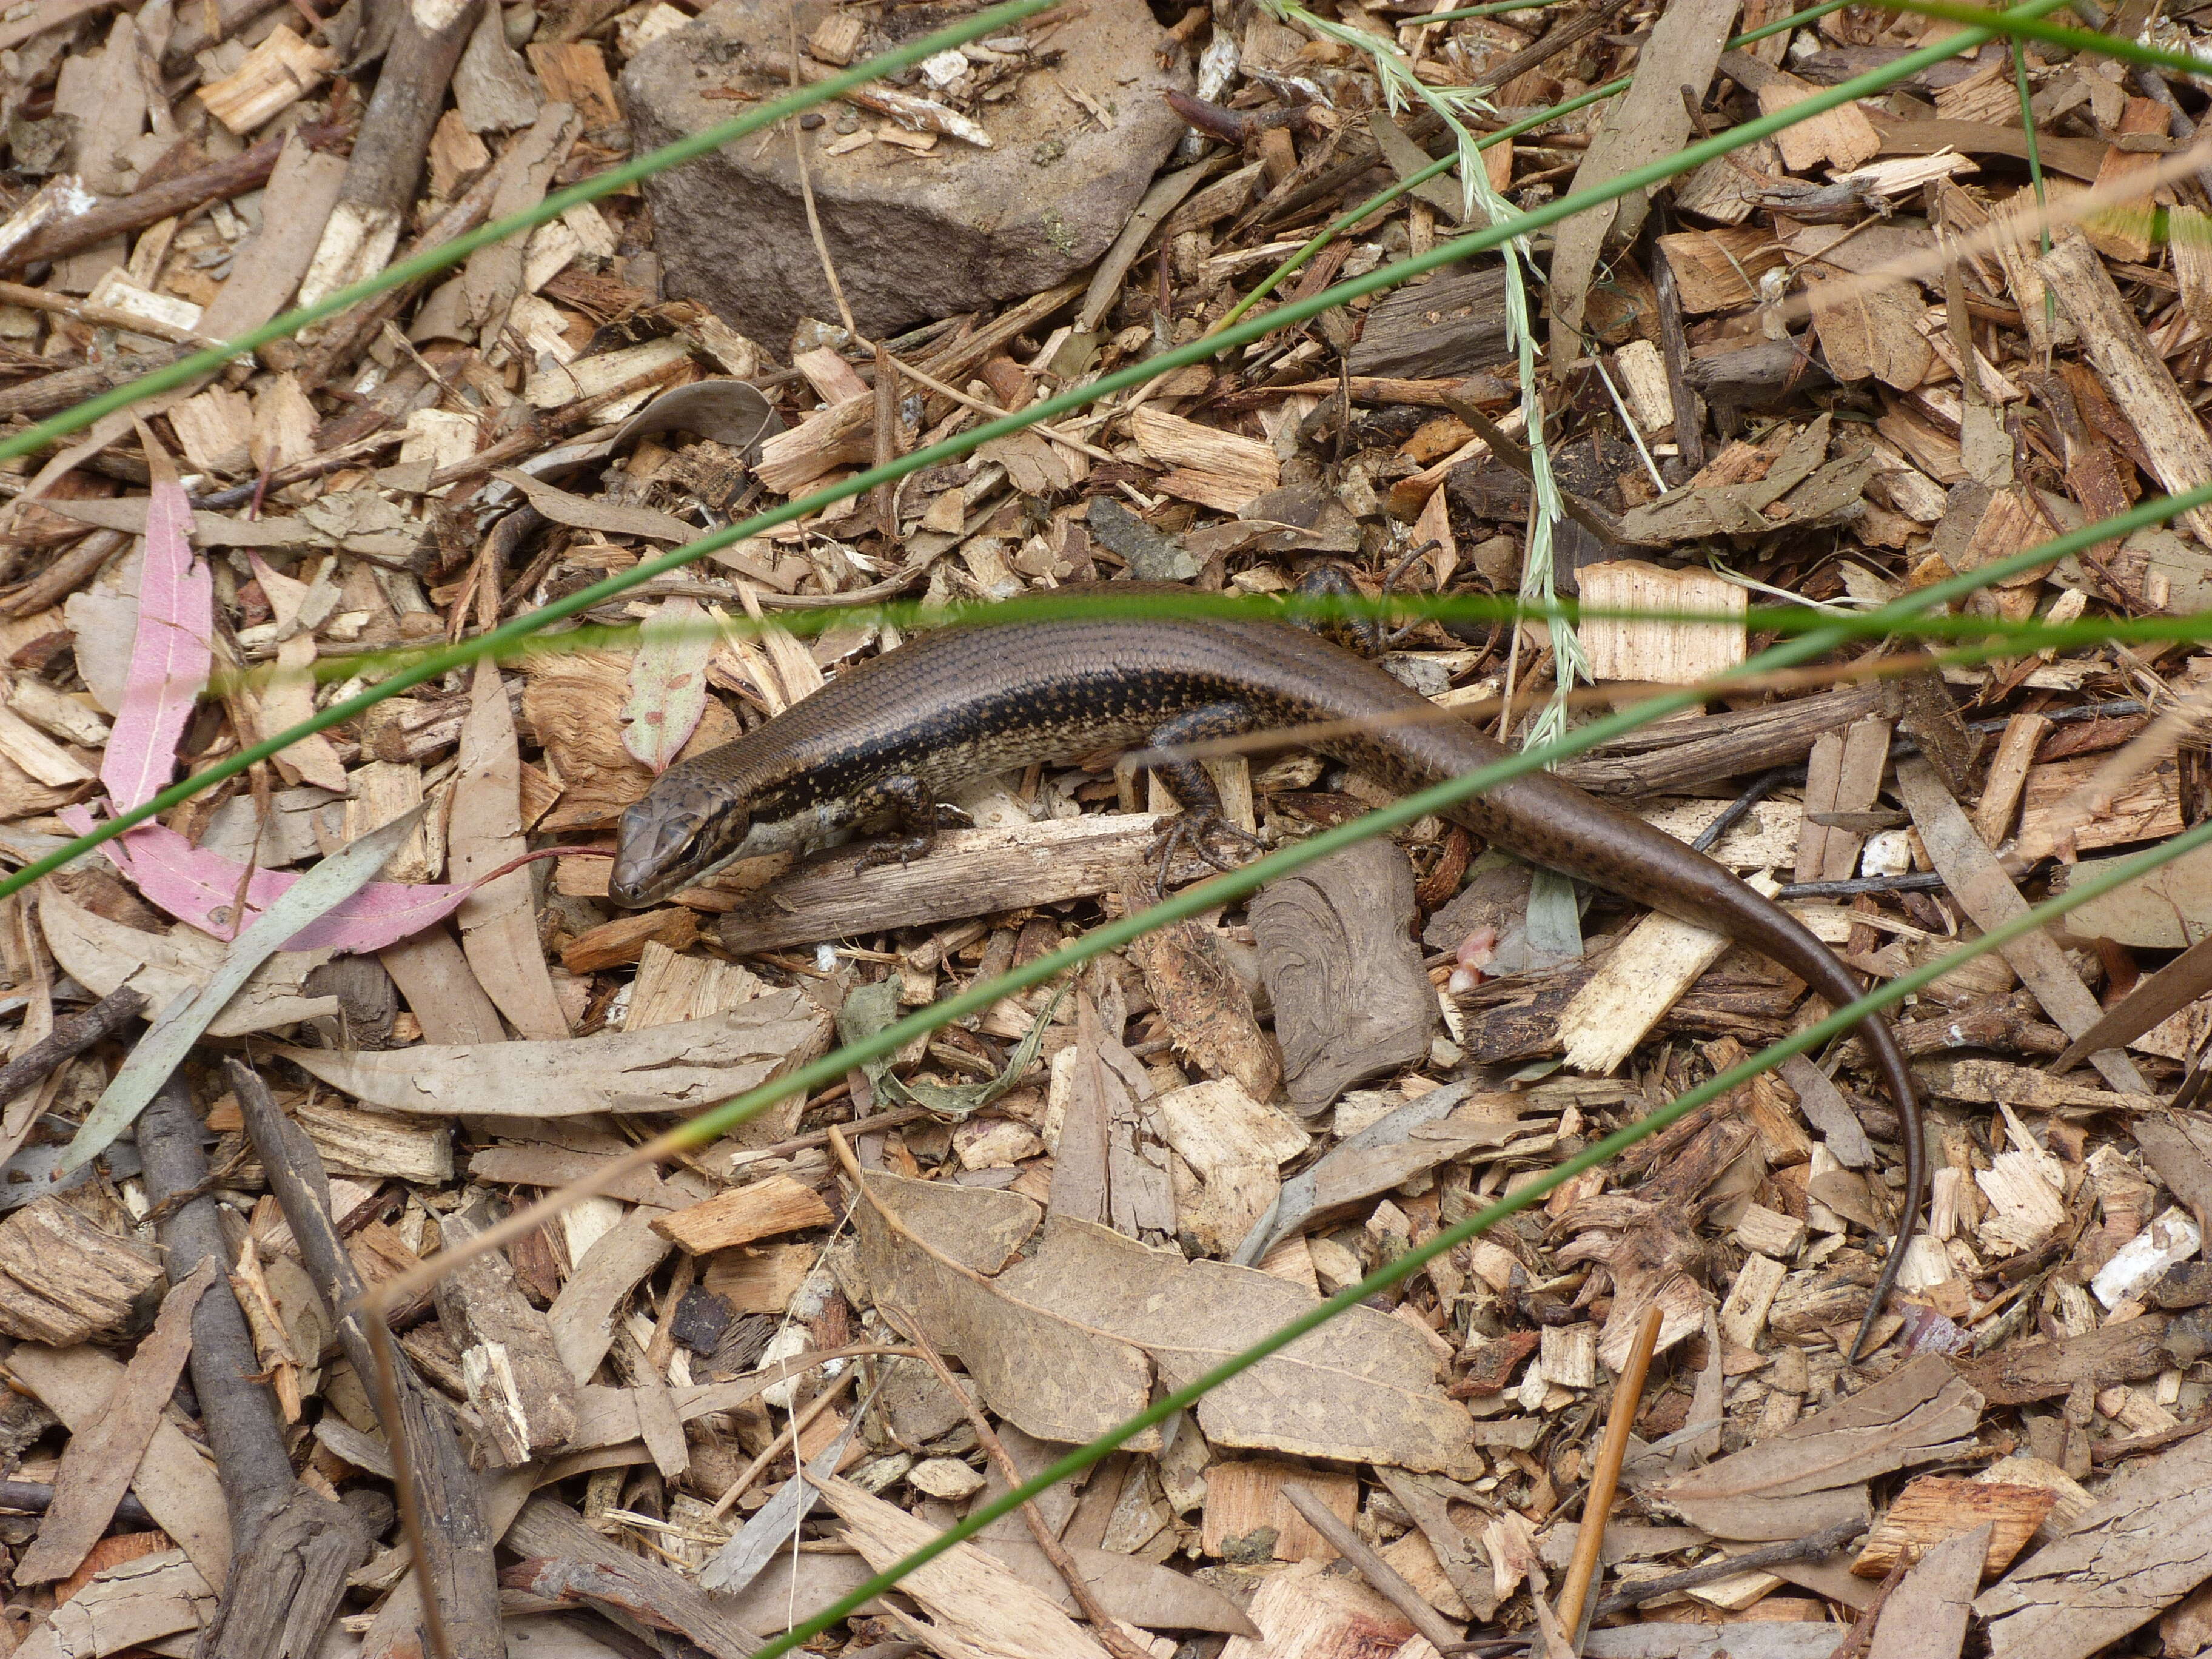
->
[612, 591, 1923, 1360]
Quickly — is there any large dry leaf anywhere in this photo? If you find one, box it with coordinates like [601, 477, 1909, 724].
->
[451, 657, 569, 1039]
[985, 1537, 1259, 1637]
[1547, 0, 1738, 352]
[1809, 278, 1935, 389]
[1653, 1356, 1981, 1537]
[271, 995, 830, 1116]
[996, 1215, 1480, 1476]
[15, 1260, 214, 1584]
[39, 886, 336, 1038]
[809, 1473, 1116, 1659]
[1868, 1521, 1986, 1659]
[1235, 1081, 1523, 1265]
[853, 1172, 1158, 1451]
[863, 1170, 1041, 1270]
[8, 1344, 231, 1590]
[493, 468, 702, 544]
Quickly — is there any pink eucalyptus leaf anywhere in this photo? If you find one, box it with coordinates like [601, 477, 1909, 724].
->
[63, 810, 472, 954]
[620, 595, 712, 773]
[99, 472, 211, 813]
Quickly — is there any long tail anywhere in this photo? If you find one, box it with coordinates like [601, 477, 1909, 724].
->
[1752, 923, 1925, 1361]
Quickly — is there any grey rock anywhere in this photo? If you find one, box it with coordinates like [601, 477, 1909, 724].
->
[623, 0, 1193, 346]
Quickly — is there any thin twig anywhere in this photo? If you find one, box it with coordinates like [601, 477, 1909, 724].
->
[882, 351, 1117, 463]
[885, 1309, 1156, 1659]
[1281, 1480, 1464, 1654]
[791, 2, 860, 341]
[0, 526, 129, 616]
[873, 341, 899, 538]
[1830, 1557, 1909, 1659]
[707, 1367, 857, 1521]
[723, 1105, 933, 1173]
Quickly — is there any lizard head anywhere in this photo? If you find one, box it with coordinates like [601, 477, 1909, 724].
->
[609, 775, 751, 908]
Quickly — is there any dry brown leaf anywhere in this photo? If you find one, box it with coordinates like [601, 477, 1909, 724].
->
[14, 1254, 218, 1582]
[852, 1170, 1160, 1450]
[997, 1214, 1481, 1475]
[1547, 0, 1738, 352]
[272, 996, 830, 1116]
[39, 886, 337, 1037]
[450, 659, 571, 1039]
[1867, 1521, 1988, 1659]
[984, 1535, 1259, 1636]
[8, 1344, 232, 1590]
[1810, 278, 1936, 389]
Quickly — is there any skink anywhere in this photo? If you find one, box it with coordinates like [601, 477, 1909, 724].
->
[611, 589, 1924, 1359]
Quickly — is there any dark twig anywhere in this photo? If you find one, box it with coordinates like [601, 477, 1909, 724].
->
[309, 0, 483, 321]
[1691, 766, 1795, 854]
[1830, 1555, 1909, 1659]
[0, 1480, 156, 1532]
[2092, 1410, 2212, 1464]
[1, 528, 130, 617]
[1775, 870, 1950, 900]
[138, 1065, 382, 1659]
[4, 124, 352, 272]
[229, 1056, 501, 1659]
[136, 1068, 297, 1549]
[0, 984, 142, 1103]
[1592, 1518, 1866, 1615]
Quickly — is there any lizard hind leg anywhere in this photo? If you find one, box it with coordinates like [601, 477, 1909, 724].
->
[1143, 701, 1266, 894]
